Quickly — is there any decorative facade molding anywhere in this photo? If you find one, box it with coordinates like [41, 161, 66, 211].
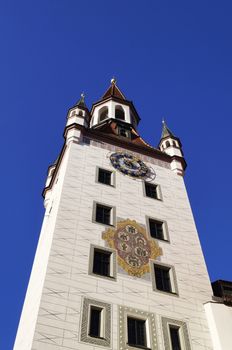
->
[80, 297, 111, 347]
[161, 317, 191, 350]
[83, 136, 171, 169]
[118, 305, 158, 350]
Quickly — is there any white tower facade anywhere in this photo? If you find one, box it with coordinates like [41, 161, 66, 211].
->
[14, 81, 214, 350]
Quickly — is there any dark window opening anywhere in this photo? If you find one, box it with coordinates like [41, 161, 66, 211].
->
[127, 317, 147, 349]
[99, 107, 108, 122]
[119, 127, 128, 137]
[89, 307, 102, 338]
[96, 204, 111, 225]
[145, 183, 158, 199]
[98, 168, 112, 185]
[115, 106, 125, 120]
[93, 249, 111, 277]
[154, 265, 172, 292]
[169, 326, 181, 350]
[149, 219, 164, 240]
[166, 141, 171, 148]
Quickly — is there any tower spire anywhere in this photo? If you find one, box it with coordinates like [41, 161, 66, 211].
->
[75, 92, 86, 107]
[161, 119, 175, 139]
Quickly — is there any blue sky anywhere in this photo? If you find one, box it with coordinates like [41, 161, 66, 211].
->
[1, 1, 232, 348]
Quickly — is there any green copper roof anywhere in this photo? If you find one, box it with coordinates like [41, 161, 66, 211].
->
[161, 120, 175, 139]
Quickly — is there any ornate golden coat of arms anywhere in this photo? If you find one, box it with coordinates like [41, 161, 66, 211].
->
[102, 219, 162, 277]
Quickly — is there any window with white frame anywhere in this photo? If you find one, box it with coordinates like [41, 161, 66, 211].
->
[151, 262, 178, 295]
[147, 216, 169, 242]
[89, 244, 116, 280]
[97, 167, 115, 186]
[144, 182, 162, 200]
[127, 317, 147, 349]
[93, 202, 115, 226]
[161, 317, 191, 350]
[89, 306, 103, 338]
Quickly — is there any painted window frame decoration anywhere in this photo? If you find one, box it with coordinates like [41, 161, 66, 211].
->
[161, 317, 191, 350]
[119, 305, 158, 350]
[80, 297, 111, 347]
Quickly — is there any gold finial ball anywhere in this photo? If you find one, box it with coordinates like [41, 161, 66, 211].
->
[111, 77, 116, 84]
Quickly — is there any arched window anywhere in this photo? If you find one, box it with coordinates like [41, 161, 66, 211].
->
[115, 105, 125, 120]
[78, 110, 83, 116]
[172, 140, 177, 147]
[166, 141, 171, 148]
[99, 106, 108, 122]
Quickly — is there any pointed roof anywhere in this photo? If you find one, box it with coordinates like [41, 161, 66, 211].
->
[75, 93, 86, 108]
[101, 78, 126, 100]
[161, 119, 175, 139]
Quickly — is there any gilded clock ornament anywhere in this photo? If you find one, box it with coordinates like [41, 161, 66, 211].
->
[110, 152, 149, 178]
[102, 219, 162, 277]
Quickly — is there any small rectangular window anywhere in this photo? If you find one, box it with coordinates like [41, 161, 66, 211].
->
[93, 249, 111, 277]
[149, 219, 164, 240]
[98, 168, 112, 186]
[89, 307, 102, 338]
[96, 204, 112, 225]
[169, 326, 181, 350]
[127, 317, 147, 348]
[145, 183, 158, 199]
[81, 298, 111, 347]
[152, 263, 178, 295]
[154, 265, 171, 292]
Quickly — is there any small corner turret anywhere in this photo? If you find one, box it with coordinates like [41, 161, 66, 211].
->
[158, 120, 186, 176]
[66, 93, 90, 128]
[65, 93, 91, 144]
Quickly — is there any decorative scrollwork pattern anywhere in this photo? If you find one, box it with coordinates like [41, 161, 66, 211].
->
[102, 219, 162, 277]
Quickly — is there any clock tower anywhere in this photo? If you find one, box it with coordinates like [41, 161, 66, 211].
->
[14, 80, 214, 350]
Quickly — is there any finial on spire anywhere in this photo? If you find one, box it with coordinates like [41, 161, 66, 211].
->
[111, 77, 116, 85]
[75, 92, 86, 107]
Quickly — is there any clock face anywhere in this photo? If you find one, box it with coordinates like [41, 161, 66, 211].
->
[110, 152, 149, 178]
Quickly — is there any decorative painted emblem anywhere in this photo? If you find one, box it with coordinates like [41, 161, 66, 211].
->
[102, 219, 162, 277]
[110, 152, 149, 178]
